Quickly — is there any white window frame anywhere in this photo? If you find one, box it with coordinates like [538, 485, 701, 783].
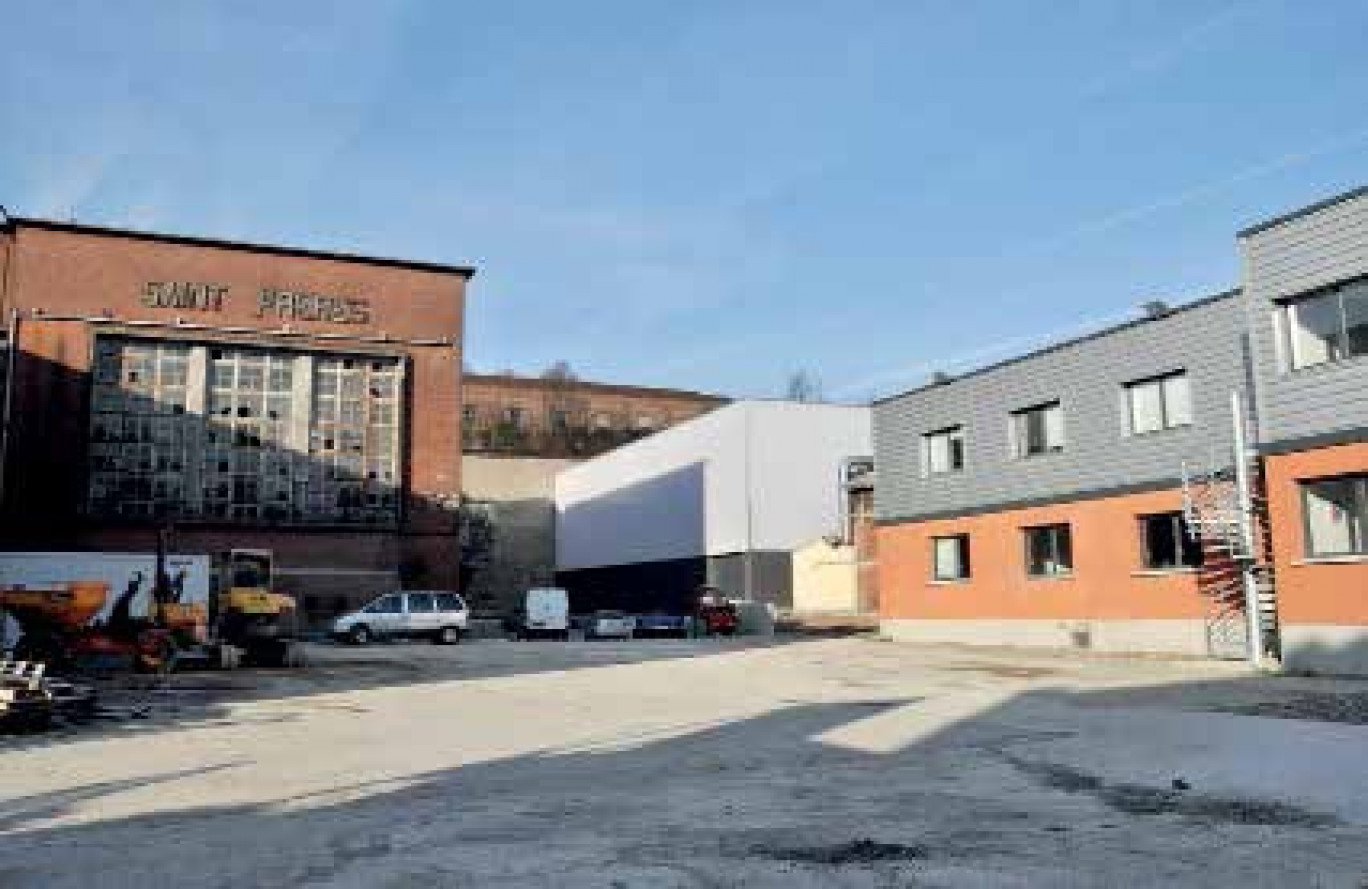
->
[921, 426, 965, 476]
[1138, 511, 1202, 570]
[1024, 523, 1073, 577]
[1301, 474, 1368, 557]
[1011, 401, 1064, 458]
[931, 534, 971, 581]
[1124, 371, 1192, 434]
[1281, 279, 1368, 371]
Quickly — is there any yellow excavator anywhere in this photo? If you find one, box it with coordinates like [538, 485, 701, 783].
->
[212, 549, 302, 668]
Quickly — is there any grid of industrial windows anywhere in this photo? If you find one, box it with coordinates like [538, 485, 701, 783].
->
[931, 534, 970, 581]
[205, 348, 296, 520]
[1011, 401, 1064, 457]
[1138, 512, 1203, 570]
[922, 426, 965, 475]
[1023, 523, 1072, 577]
[1301, 474, 1368, 557]
[89, 340, 195, 519]
[1282, 279, 1368, 370]
[1125, 371, 1192, 434]
[88, 337, 402, 524]
[309, 355, 401, 522]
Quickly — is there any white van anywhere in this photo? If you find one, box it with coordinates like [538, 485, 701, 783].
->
[517, 587, 570, 640]
[332, 591, 468, 645]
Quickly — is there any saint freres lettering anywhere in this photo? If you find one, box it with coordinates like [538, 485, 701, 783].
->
[137, 281, 372, 325]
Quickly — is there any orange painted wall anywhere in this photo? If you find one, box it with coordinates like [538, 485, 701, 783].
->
[878, 487, 1208, 621]
[1264, 442, 1368, 626]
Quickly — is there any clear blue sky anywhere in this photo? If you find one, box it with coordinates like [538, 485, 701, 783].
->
[3, 1, 1367, 401]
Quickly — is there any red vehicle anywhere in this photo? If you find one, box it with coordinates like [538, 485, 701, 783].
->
[694, 587, 739, 636]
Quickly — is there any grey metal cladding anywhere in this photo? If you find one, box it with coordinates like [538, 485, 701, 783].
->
[1241, 190, 1368, 446]
[873, 295, 1249, 522]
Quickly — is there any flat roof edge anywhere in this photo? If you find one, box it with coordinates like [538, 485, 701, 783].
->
[1237, 184, 1368, 239]
[465, 373, 728, 402]
[5, 216, 477, 278]
[872, 288, 1241, 407]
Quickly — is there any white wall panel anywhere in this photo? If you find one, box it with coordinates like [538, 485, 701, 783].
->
[555, 402, 871, 571]
[747, 402, 872, 550]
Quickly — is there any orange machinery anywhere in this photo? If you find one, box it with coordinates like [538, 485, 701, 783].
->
[0, 580, 206, 672]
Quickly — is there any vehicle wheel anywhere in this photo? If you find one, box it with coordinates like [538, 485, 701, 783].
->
[348, 625, 372, 645]
[434, 626, 461, 645]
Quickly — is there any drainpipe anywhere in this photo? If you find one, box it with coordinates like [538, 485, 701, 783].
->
[1231, 390, 1264, 668]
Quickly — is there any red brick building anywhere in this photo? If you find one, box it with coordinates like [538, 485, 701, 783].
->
[0, 216, 472, 622]
[462, 372, 725, 458]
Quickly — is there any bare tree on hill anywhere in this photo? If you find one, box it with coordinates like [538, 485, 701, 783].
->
[783, 369, 823, 403]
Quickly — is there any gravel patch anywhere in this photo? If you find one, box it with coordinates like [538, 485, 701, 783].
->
[1221, 692, 1368, 725]
[750, 838, 927, 866]
[1007, 758, 1339, 827]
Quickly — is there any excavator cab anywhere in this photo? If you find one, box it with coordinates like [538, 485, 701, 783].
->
[219, 549, 286, 615]
[213, 549, 300, 667]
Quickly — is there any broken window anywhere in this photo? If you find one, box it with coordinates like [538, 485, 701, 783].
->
[87, 339, 196, 520]
[87, 336, 402, 526]
[307, 355, 401, 525]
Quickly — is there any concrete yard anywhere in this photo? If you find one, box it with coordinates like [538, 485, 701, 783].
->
[2, 636, 1368, 887]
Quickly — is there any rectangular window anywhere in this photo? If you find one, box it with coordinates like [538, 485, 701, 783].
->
[1139, 512, 1203, 570]
[503, 406, 524, 428]
[406, 592, 436, 613]
[1024, 523, 1072, 577]
[206, 348, 296, 522]
[435, 593, 465, 612]
[1125, 371, 1192, 434]
[931, 534, 971, 581]
[88, 336, 402, 526]
[922, 426, 965, 475]
[308, 356, 401, 525]
[1012, 401, 1064, 457]
[1302, 475, 1368, 557]
[1284, 280, 1368, 370]
[88, 339, 196, 520]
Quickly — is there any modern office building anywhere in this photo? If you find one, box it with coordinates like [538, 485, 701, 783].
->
[554, 400, 871, 611]
[875, 293, 1254, 656]
[0, 215, 473, 624]
[875, 185, 1368, 672]
[1239, 187, 1368, 674]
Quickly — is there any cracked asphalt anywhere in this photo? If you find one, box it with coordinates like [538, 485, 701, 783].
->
[2, 636, 1367, 887]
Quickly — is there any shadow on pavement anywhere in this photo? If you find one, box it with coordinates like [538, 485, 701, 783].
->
[4, 661, 1368, 887]
[1, 635, 810, 750]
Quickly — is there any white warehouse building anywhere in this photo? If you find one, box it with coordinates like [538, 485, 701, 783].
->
[554, 401, 872, 612]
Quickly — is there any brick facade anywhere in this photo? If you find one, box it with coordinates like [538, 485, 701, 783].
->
[462, 373, 725, 458]
[0, 217, 472, 625]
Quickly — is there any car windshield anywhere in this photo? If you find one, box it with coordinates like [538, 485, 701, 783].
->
[365, 594, 402, 614]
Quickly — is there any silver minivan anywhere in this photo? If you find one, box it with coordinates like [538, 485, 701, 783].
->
[332, 591, 469, 645]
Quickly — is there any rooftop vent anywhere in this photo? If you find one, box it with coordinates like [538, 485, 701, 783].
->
[930, 371, 954, 385]
[1141, 300, 1170, 318]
